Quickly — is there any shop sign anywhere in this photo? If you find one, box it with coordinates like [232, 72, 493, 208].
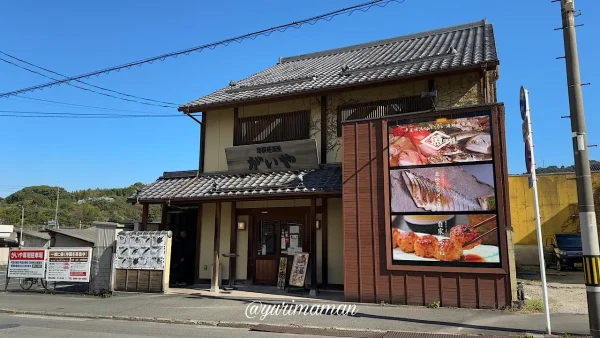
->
[277, 257, 288, 290]
[387, 111, 501, 267]
[288, 252, 309, 287]
[46, 248, 92, 283]
[115, 231, 168, 270]
[7, 249, 46, 278]
[225, 139, 319, 173]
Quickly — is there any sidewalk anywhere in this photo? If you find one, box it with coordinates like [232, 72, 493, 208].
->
[0, 290, 590, 336]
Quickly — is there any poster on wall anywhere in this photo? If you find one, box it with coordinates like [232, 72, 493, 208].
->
[115, 231, 167, 270]
[391, 214, 499, 264]
[7, 249, 46, 278]
[388, 111, 501, 267]
[389, 164, 496, 213]
[388, 114, 492, 167]
[46, 248, 92, 282]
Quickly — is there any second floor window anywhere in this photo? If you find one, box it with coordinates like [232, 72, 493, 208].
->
[337, 95, 434, 136]
[235, 110, 311, 146]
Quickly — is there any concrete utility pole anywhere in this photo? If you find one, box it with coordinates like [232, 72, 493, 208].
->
[18, 205, 24, 248]
[55, 187, 60, 229]
[558, 1, 600, 336]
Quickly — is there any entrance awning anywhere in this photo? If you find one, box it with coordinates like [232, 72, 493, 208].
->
[129, 163, 341, 204]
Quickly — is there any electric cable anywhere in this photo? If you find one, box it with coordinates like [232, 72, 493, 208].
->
[0, 0, 404, 99]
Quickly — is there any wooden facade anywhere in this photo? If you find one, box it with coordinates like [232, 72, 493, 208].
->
[341, 104, 511, 308]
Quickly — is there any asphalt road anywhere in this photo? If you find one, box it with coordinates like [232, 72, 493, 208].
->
[0, 313, 325, 338]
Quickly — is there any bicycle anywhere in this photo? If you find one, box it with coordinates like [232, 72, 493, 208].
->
[19, 277, 48, 291]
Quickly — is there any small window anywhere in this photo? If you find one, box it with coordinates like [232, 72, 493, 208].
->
[235, 110, 310, 146]
[337, 95, 434, 136]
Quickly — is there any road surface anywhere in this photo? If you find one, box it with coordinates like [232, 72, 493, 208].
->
[0, 313, 324, 338]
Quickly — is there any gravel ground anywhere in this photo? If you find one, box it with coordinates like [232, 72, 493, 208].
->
[518, 267, 587, 314]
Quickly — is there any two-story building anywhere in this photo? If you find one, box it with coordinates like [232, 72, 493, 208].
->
[130, 19, 513, 308]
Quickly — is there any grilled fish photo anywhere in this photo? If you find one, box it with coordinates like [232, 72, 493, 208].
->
[401, 171, 489, 212]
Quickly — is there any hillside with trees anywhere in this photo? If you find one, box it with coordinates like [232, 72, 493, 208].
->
[533, 160, 600, 174]
[0, 184, 160, 228]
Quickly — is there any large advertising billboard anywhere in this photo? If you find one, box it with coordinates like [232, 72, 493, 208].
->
[388, 112, 500, 267]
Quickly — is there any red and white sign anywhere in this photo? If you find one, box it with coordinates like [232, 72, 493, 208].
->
[46, 248, 92, 283]
[7, 249, 47, 278]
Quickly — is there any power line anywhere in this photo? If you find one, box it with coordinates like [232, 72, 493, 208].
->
[0, 0, 403, 99]
[0, 114, 182, 119]
[10, 95, 178, 115]
[0, 57, 177, 108]
[0, 109, 182, 117]
[0, 51, 181, 106]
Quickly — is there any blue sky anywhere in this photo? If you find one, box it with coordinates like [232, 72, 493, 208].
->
[1, 0, 598, 197]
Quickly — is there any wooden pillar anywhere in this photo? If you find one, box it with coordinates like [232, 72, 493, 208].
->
[321, 198, 328, 286]
[195, 204, 203, 282]
[320, 96, 327, 164]
[229, 202, 238, 285]
[309, 198, 318, 296]
[211, 202, 221, 292]
[141, 204, 149, 231]
[160, 204, 168, 231]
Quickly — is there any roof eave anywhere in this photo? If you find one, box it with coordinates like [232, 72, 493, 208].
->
[132, 190, 342, 204]
[178, 62, 499, 113]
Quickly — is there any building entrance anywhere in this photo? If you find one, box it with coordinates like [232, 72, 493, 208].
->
[249, 208, 309, 286]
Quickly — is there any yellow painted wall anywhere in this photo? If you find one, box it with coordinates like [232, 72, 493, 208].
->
[327, 198, 343, 285]
[509, 172, 600, 246]
[236, 215, 249, 280]
[198, 202, 232, 280]
[202, 72, 486, 171]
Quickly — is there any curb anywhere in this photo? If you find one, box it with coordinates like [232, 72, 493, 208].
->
[0, 308, 387, 334]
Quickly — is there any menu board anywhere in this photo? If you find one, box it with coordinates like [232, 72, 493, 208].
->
[388, 111, 500, 267]
[288, 252, 309, 287]
[7, 249, 46, 278]
[46, 248, 92, 282]
[277, 257, 288, 289]
[115, 231, 167, 270]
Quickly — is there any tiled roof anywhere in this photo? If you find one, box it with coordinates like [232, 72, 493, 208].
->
[180, 19, 498, 111]
[129, 164, 342, 203]
[19, 229, 51, 240]
[47, 228, 97, 244]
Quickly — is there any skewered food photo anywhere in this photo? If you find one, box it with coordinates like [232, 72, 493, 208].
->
[390, 164, 496, 213]
[391, 214, 499, 265]
[388, 114, 492, 168]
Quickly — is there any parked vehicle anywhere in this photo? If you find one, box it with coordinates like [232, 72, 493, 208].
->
[544, 233, 583, 271]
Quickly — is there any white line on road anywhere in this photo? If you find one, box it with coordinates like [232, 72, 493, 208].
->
[12, 314, 89, 321]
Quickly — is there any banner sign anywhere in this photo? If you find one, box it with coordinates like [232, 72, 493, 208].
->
[388, 111, 501, 268]
[225, 139, 319, 173]
[46, 248, 92, 282]
[7, 249, 46, 278]
[115, 231, 168, 270]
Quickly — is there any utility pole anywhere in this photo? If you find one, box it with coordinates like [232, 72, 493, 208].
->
[18, 205, 24, 248]
[558, 1, 600, 336]
[55, 187, 60, 229]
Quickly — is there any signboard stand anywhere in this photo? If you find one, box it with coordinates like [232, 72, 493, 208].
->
[287, 252, 309, 295]
[521, 86, 551, 334]
[277, 257, 288, 290]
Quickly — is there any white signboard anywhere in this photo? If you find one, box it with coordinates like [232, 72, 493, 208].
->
[115, 231, 167, 270]
[46, 248, 92, 283]
[7, 249, 46, 278]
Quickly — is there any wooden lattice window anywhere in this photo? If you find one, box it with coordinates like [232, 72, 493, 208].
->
[337, 95, 434, 136]
[235, 110, 311, 146]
